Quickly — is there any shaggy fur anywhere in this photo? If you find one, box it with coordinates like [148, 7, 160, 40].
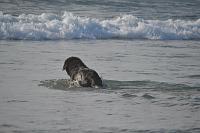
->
[63, 57, 102, 87]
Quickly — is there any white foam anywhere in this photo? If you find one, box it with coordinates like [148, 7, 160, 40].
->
[0, 11, 200, 40]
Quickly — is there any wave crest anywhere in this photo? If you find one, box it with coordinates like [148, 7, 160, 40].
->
[0, 11, 200, 40]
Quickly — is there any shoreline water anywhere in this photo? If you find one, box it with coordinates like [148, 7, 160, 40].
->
[0, 30, 200, 133]
[0, 0, 200, 132]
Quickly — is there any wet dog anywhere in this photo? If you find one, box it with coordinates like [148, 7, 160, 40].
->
[63, 57, 103, 88]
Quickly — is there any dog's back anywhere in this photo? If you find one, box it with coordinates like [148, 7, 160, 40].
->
[77, 68, 102, 87]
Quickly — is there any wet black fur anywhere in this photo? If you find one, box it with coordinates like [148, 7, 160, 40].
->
[63, 57, 102, 87]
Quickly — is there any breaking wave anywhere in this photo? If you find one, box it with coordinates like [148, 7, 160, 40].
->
[0, 11, 200, 40]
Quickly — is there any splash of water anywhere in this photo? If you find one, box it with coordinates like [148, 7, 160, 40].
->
[0, 11, 200, 40]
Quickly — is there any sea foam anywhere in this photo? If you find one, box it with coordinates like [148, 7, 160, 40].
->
[0, 11, 200, 40]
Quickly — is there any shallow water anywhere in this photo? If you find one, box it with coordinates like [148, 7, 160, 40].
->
[0, 40, 200, 133]
[0, 0, 200, 132]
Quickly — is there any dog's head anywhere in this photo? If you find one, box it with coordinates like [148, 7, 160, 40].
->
[63, 57, 87, 76]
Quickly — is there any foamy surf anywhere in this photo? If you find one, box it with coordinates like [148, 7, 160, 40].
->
[0, 11, 200, 40]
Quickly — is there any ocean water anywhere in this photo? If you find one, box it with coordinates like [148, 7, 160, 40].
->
[0, 0, 200, 133]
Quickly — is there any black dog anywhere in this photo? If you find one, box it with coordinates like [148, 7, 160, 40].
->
[63, 57, 103, 88]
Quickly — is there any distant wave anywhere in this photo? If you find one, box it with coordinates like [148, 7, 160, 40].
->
[0, 11, 200, 40]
